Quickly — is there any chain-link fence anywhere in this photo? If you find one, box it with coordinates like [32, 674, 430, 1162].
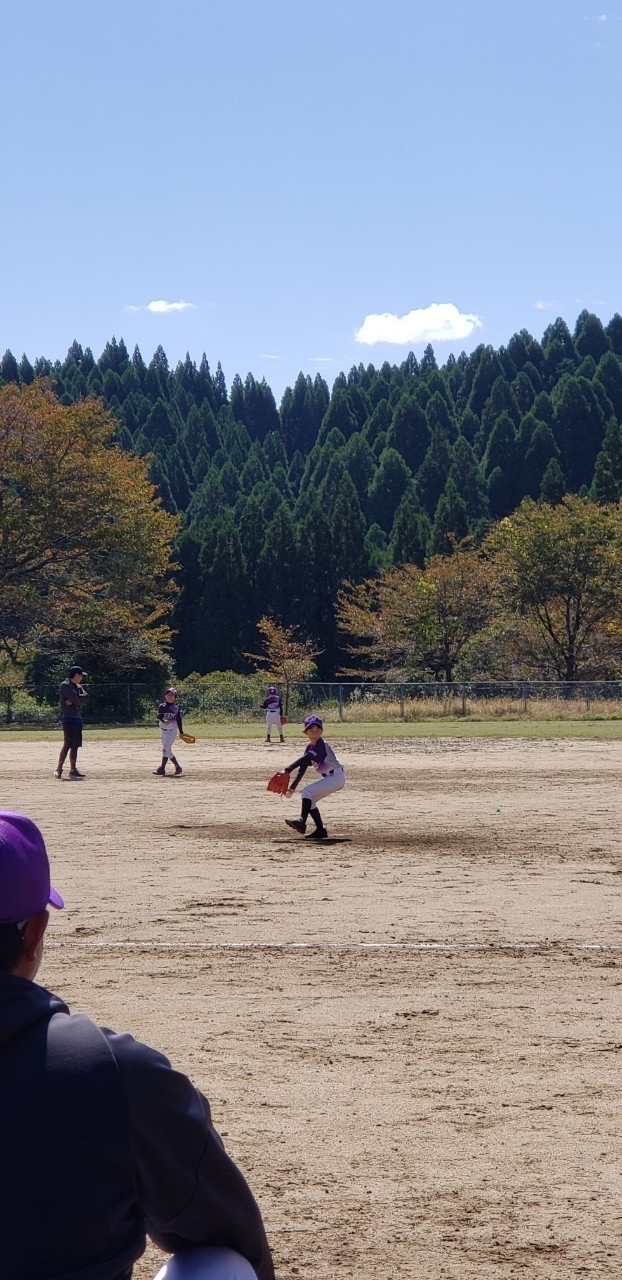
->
[2, 679, 622, 727]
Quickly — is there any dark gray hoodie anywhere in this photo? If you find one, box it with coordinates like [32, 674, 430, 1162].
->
[0, 974, 275, 1280]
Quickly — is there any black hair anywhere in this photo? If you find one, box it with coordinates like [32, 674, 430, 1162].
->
[0, 922, 24, 972]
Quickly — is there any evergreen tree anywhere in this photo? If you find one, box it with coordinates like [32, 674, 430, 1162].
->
[595, 351, 622, 420]
[430, 478, 469, 555]
[512, 369, 538, 414]
[552, 375, 605, 491]
[18, 355, 35, 385]
[280, 373, 319, 459]
[521, 421, 560, 500]
[342, 433, 375, 504]
[166, 444, 191, 510]
[287, 449, 305, 494]
[317, 388, 359, 443]
[539, 457, 566, 505]
[458, 407, 479, 445]
[258, 502, 300, 626]
[448, 436, 489, 522]
[240, 442, 267, 494]
[605, 314, 622, 358]
[482, 410, 517, 481]
[574, 310, 610, 363]
[364, 523, 390, 574]
[296, 502, 337, 675]
[219, 459, 240, 506]
[386, 394, 431, 472]
[199, 515, 251, 668]
[332, 473, 368, 583]
[0, 350, 19, 384]
[238, 494, 265, 594]
[591, 419, 622, 503]
[389, 487, 430, 567]
[367, 448, 411, 531]
[172, 530, 204, 675]
[467, 346, 506, 418]
[143, 398, 176, 447]
[363, 398, 392, 446]
[426, 390, 458, 443]
[213, 362, 228, 409]
[415, 427, 453, 516]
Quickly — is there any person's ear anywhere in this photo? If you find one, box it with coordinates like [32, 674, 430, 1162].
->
[21, 910, 49, 961]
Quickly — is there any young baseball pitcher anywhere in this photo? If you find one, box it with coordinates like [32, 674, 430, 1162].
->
[283, 715, 345, 839]
[154, 688, 184, 776]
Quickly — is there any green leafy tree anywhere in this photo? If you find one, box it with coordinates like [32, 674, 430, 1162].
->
[487, 496, 622, 680]
[337, 548, 492, 682]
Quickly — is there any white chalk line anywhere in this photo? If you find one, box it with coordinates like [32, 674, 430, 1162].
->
[49, 940, 622, 952]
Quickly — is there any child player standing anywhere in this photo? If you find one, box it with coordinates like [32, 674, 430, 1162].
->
[283, 715, 345, 840]
[261, 685, 285, 744]
[154, 687, 184, 776]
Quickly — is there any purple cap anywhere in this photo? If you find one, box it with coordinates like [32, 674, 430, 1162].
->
[165, 687, 178, 697]
[268, 686, 277, 693]
[303, 715, 323, 731]
[0, 812, 64, 924]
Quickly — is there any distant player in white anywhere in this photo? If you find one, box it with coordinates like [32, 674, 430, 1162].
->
[154, 687, 184, 776]
[283, 715, 345, 840]
[260, 686, 284, 744]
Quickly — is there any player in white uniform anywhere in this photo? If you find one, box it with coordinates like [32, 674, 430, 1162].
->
[260, 686, 285, 744]
[154, 687, 184, 776]
[283, 715, 345, 840]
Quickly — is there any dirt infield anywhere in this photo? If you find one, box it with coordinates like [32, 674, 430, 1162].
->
[4, 734, 622, 1279]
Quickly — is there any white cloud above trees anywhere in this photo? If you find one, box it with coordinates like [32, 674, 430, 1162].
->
[355, 302, 482, 346]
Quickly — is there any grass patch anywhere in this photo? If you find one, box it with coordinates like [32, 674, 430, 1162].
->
[3, 718, 622, 741]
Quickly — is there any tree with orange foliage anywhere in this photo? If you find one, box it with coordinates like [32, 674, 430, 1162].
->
[336, 546, 494, 682]
[0, 381, 179, 673]
[245, 616, 321, 711]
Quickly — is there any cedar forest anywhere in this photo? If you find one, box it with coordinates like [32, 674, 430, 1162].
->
[2, 308, 622, 684]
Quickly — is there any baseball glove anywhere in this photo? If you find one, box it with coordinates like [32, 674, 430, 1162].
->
[280, 715, 288, 726]
[267, 770, 290, 795]
[179, 731, 196, 744]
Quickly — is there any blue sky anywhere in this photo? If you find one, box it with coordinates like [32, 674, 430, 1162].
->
[1, 0, 620, 400]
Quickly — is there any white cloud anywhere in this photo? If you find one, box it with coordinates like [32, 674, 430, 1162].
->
[147, 299, 196, 313]
[308, 356, 336, 363]
[259, 353, 280, 360]
[354, 302, 482, 346]
[534, 299, 559, 311]
[124, 299, 196, 314]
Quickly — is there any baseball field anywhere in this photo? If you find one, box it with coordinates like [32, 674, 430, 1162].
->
[4, 729, 622, 1279]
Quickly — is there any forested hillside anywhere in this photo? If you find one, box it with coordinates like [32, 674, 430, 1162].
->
[2, 309, 622, 679]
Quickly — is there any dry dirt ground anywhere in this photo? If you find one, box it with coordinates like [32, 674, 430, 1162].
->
[4, 734, 622, 1279]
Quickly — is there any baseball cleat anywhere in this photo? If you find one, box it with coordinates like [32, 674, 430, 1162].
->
[305, 828, 328, 840]
[68, 770, 85, 779]
[285, 818, 306, 834]
[53, 770, 62, 779]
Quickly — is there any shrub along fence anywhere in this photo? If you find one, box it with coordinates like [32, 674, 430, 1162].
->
[2, 680, 622, 727]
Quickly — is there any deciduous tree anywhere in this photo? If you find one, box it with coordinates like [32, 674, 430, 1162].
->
[0, 381, 178, 673]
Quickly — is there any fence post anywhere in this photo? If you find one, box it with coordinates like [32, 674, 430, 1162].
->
[461, 688, 467, 717]
[521, 684, 528, 715]
[399, 685, 404, 720]
[339, 685, 344, 721]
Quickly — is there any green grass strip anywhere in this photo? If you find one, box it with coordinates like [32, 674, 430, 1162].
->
[3, 718, 622, 741]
